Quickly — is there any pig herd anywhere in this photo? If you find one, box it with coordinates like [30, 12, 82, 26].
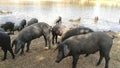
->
[0, 18, 115, 68]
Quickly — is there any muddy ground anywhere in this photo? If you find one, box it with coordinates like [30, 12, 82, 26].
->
[0, 31, 120, 68]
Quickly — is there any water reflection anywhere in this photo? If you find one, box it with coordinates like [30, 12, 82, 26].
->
[0, 2, 120, 31]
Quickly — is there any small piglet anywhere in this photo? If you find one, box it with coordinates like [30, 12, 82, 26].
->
[52, 24, 66, 44]
[55, 32, 114, 68]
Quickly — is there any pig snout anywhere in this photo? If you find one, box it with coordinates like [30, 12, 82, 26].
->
[55, 59, 60, 63]
[55, 51, 64, 63]
[55, 56, 63, 63]
[55, 57, 62, 63]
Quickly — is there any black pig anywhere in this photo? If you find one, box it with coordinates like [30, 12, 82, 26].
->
[61, 27, 94, 42]
[19, 19, 26, 30]
[55, 32, 113, 68]
[52, 24, 66, 44]
[27, 18, 38, 26]
[12, 22, 51, 54]
[1, 22, 14, 34]
[0, 32, 15, 60]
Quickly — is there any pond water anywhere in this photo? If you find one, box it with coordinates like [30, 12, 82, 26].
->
[0, 4, 120, 31]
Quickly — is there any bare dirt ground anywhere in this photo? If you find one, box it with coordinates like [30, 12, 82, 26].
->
[0, 31, 120, 68]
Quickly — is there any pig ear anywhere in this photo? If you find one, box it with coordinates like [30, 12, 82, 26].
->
[64, 45, 70, 56]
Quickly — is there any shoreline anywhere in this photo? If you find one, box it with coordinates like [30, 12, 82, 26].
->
[0, 1, 119, 7]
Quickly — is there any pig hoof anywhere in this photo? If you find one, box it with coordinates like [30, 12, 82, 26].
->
[19, 53, 25, 56]
[12, 55, 15, 59]
[26, 50, 29, 52]
[19, 52, 24, 56]
[84, 54, 89, 57]
[96, 62, 100, 66]
[52, 42, 54, 45]
[20, 52, 24, 55]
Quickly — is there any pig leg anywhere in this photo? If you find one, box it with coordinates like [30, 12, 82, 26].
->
[84, 54, 90, 57]
[72, 55, 79, 68]
[44, 34, 51, 49]
[52, 33, 55, 44]
[43, 35, 47, 47]
[104, 51, 110, 68]
[20, 45, 25, 54]
[55, 35, 58, 44]
[96, 51, 104, 66]
[10, 29, 14, 34]
[26, 41, 31, 52]
[8, 48, 15, 59]
[12, 30, 14, 34]
[47, 35, 51, 49]
[2, 48, 7, 60]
